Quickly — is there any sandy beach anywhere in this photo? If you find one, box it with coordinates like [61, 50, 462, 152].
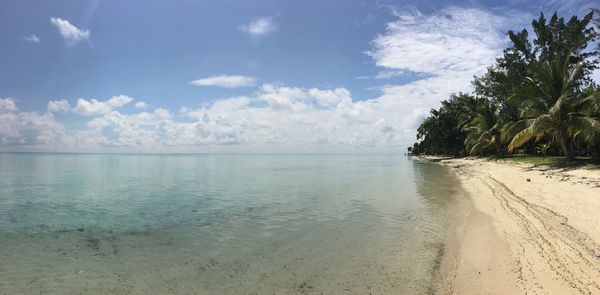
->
[423, 157, 600, 294]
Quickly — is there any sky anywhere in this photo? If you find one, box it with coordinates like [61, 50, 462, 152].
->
[0, 0, 598, 153]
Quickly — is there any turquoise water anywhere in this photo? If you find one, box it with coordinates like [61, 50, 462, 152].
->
[0, 153, 465, 294]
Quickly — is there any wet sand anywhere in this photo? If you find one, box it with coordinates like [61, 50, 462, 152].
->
[423, 157, 600, 294]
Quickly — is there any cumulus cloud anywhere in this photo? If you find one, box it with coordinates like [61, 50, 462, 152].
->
[308, 88, 352, 108]
[47, 99, 70, 113]
[239, 17, 277, 41]
[135, 101, 147, 109]
[50, 17, 90, 45]
[0, 99, 67, 146]
[23, 34, 40, 43]
[255, 85, 354, 111]
[0, 98, 18, 113]
[189, 75, 257, 88]
[73, 95, 133, 116]
[84, 109, 194, 147]
[58, 84, 381, 149]
[179, 84, 395, 148]
[259, 84, 311, 111]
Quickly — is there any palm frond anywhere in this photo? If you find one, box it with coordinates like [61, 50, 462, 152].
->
[508, 126, 536, 152]
[507, 115, 554, 151]
[568, 116, 600, 144]
[501, 119, 533, 143]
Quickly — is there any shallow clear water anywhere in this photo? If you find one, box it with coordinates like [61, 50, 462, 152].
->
[0, 153, 464, 294]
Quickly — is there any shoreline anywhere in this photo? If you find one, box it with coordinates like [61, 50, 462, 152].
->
[416, 156, 600, 294]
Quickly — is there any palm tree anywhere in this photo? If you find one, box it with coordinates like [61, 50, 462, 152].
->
[571, 88, 600, 158]
[463, 101, 504, 156]
[502, 53, 588, 160]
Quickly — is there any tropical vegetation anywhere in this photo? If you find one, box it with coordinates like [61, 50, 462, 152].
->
[409, 10, 600, 160]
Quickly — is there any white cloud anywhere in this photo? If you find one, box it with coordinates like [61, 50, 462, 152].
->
[363, 7, 527, 145]
[58, 84, 379, 149]
[374, 71, 405, 79]
[239, 17, 277, 41]
[73, 95, 133, 116]
[209, 96, 250, 112]
[189, 75, 257, 88]
[259, 84, 311, 111]
[47, 99, 70, 113]
[84, 109, 196, 147]
[308, 88, 352, 108]
[153, 108, 172, 120]
[23, 34, 40, 43]
[0, 99, 67, 146]
[135, 101, 147, 109]
[107, 95, 133, 107]
[0, 98, 18, 113]
[73, 99, 112, 115]
[178, 84, 391, 148]
[50, 17, 90, 45]
[367, 7, 505, 75]
[255, 84, 352, 111]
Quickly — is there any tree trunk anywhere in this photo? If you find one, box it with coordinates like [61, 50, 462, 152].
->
[559, 132, 573, 160]
[592, 142, 600, 163]
[493, 135, 504, 157]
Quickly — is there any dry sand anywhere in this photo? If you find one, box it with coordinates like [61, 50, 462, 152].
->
[423, 157, 600, 295]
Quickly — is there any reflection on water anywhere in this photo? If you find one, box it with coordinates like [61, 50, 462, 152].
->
[0, 153, 464, 294]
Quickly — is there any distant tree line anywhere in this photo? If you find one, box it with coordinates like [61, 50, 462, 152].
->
[409, 10, 600, 160]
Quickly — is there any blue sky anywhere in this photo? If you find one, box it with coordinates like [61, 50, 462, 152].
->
[0, 0, 598, 152]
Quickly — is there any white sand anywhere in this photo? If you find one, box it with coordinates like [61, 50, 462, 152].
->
[428, 157, 600, 294]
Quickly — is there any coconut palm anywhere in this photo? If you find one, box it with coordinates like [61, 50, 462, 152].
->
[502, 53, 588, 160]
[570, 88, 600, 158]
[463, 101, 504, 156]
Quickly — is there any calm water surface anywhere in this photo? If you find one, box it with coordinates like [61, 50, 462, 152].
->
[0, 153, 465, 294]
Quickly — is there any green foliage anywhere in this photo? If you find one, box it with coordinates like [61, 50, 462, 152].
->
[412, 93, 482, 156]
[505, 54, 587, 159]
[536, 143, 551, 156]
[410, 10, 600, 160]
[463, 100, 504, 155]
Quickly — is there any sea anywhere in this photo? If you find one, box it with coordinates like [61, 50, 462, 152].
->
[0, 153, 467, 294]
